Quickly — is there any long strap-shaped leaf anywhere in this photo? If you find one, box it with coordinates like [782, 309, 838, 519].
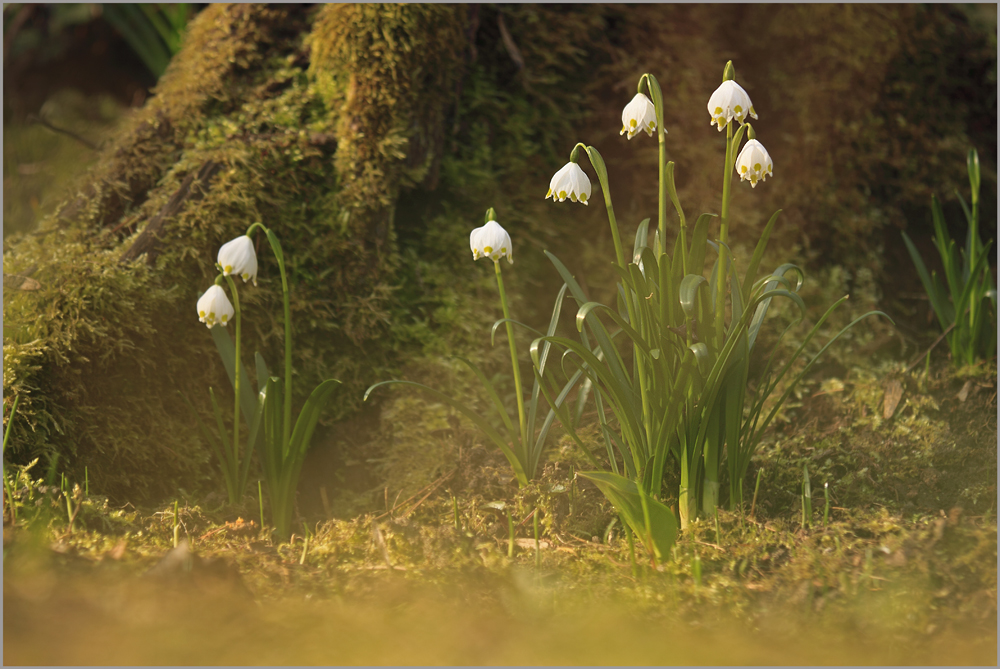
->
[545, 251, 633, 403]
[902, 230, 953, 330]
[741, 209, 782, 305]
[577, 471, 678, 560]
[211, 325, 260, 434]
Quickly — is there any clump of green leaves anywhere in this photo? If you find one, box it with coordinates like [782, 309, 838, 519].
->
[533, 64, 886, 561]
[902, 149, 996, 367]
[366, 209, 584, 487]
[191, 225, 340, 541]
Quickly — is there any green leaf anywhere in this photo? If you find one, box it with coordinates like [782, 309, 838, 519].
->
[679, 274, 708, 321]
[902, 231, 953, 331]
[686, 213, 716, 277]
[545, 251, 632, 394]
[288, 379, 341, 460]
[210, 324, 259, 432]
[742, 210, 782, 304]
[633, 218, 652, 263]
[255, 352, 270, 396]
[491, 318, 543, 347]
[577, 471, 678, 560]
[528, 283, 569, 431]
[968, 149, 981, 206]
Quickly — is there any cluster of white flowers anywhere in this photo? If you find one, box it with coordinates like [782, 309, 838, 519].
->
[196, 234, 259, 328]
[541, 66, 773, 216]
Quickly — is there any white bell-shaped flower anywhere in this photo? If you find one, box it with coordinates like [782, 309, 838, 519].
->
[620, 93, 659, 140]
[217, 235, 258, 286]
[707, 80, 757, 131]
[197, 284, 235, 328]
[734, 138, 773, 188]
[470, 220, 513, 264]
[546, 162, 592, 205]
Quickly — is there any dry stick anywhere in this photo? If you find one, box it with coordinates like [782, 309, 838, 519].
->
[904, 322, 957, 373]
[27, 113, 99, 150]
[119, 160, 222, 263]
[371, 468, 456, 522]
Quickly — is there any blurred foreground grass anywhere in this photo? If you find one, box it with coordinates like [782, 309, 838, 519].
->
[4, 552, 994, 666]
[3, 491, 996, 666]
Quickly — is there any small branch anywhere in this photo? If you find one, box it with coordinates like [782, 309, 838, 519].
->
[497, 14, 524, 70]
[904, 322, 956, 373]
[371, 468, 456, 522]
[119, 161, 223, 264]
[27, 114, 99, 151]
[3, 4, 35, 64]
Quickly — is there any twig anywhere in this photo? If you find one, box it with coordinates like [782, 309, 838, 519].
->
[371, 468, 456, 522]
[27, 114, 99, 151]
[119, 161, 223, 264]
[3, 4, 35, 64]
[515, 507, 538, 530]
[904, 322, 956, 373]
[400, 470, 456, 519]
[496, 14, 524, 70]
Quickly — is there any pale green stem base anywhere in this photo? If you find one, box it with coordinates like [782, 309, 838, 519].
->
[494, 262, 528, 471]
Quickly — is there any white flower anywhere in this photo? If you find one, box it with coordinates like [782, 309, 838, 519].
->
[546, 162, 592, 205]
[620, 93, 659, 139]
[217, 235, 258, 286]
[707, 80, 757, 131]
[734, 138, 773, 187]
[470, 220, 513, 264]
[197, 285, 234, 328]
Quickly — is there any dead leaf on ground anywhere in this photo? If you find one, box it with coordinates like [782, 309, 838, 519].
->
[107, 539, 127, 561]
[956, 380, 972, 402]
[3, 274, 41, 290]
[883, 379, 903, 419]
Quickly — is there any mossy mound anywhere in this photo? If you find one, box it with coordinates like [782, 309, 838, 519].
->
[2, 4, 610, 501]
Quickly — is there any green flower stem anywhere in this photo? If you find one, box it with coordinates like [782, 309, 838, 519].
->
[715, 121, 734, 343]
[575, 143, 626, 270]
[248, 222, 294, 453]
[276, 250, 293, 452]
[495, 261, 528, 459]
[224, 275, 242, 483]
[641, 74, 671, 260]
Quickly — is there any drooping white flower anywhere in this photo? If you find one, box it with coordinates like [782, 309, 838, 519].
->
[197, 284, 235, 328]
[470, 220, 513, 264]
[707, 80, 757, 132]
[217, 235, 258, 286]
[734, 138, 773, 188]
[546, 162, 592, 205]
[620, 93, 659, 139]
